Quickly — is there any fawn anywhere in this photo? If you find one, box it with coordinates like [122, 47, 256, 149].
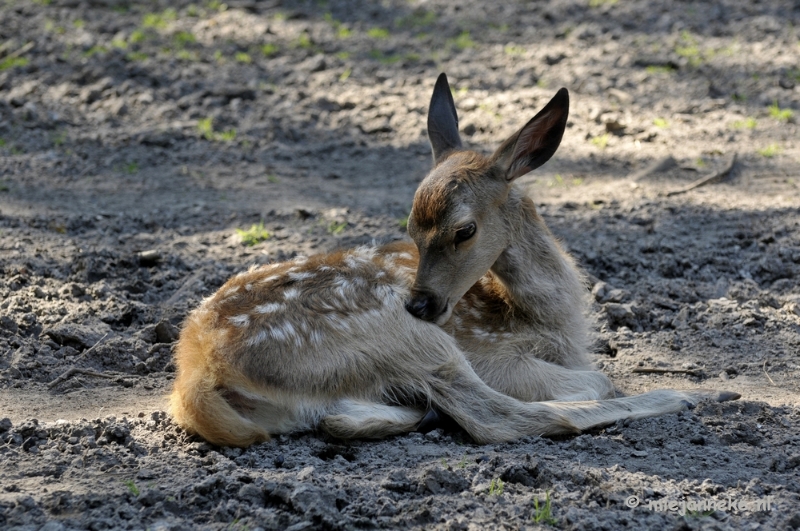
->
[170, 73, 739, 447]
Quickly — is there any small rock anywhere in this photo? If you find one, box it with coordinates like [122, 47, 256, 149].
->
[155, 320, 179, 344]
[137, 250, 161, 266]
[592, 281, 610, 303]
[631, 450, 648, 457]
[421, 467, 469, 495]
[719, 371, 729, 381]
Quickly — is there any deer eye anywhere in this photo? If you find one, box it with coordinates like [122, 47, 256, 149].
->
[454, 223, 476, 244]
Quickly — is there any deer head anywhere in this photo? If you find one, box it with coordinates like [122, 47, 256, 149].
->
[405, 73, 570, 325]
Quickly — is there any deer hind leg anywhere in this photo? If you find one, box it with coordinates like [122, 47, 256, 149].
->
[420, 349, 740, 443]
[539, 388, 741, 432]
[321, 399, 425, 440]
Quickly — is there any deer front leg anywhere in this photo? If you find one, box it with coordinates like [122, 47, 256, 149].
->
[468, 350, 616, 402]
[321, 400, 426, 439]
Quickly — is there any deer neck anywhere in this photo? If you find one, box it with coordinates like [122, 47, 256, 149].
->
[490, 188, 588, 331]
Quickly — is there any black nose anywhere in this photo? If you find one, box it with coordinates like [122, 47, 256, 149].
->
[405, 292, 441, 321]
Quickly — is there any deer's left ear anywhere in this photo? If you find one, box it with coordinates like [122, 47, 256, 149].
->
[491, 88, 569, 181]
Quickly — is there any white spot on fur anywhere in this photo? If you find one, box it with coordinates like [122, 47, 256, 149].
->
[375, 271, 386, 279]
[284, 288, 300, 300]
[344, 255, 359, 269]
[398, 252, 413, 260]
[245, 329, 269, 347]
[289, 271, 315, 282]
[309, 329, 324, 345]
[255, 302, 284, 314]
[228, 314, 250, 327]
[259, 275, 281, 285]
[318, 265, 333, 272]
[294, 255, 309, 264]
[245, 284, 253, 291]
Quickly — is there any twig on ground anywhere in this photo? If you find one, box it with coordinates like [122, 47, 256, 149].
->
[632, 367, 703, 377]
[664, 152, 738, 197]
[48, 368, 118, 390]
[763, 359, 776, 386]
[47, 334, 109, 389]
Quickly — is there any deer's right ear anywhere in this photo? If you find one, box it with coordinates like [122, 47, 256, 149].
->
[491, 87, 569, 181]
[427, 73, 463, 164]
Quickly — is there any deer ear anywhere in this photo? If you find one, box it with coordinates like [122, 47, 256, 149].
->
[491, 88, 569, 181]
[427, 73, 463, 164]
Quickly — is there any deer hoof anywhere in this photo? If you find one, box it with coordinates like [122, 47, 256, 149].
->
[415, 409, 441, 433]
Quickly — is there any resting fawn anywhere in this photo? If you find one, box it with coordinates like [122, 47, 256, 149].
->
[170, 73, 739, 447]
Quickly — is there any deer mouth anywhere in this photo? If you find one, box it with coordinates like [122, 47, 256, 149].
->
[405, 291, 450, 324]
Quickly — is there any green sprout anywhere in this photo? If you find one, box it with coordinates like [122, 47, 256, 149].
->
[261, 43, 279, 57]
[653, 118, 669, 128]
[731, 117, 757, 129]
[591, 133, 609, 149]
[768, 102, 794, 122]
[532, 491, 557, 525]
[328, 221, 347, 235]
[236, 222, 271, 246]
[488, 478, 505, 496]
[758, 144, 781, 158]
[123, 480, 140, 496]
[367, 27, 390, 39]
[448, 31, 475, 50]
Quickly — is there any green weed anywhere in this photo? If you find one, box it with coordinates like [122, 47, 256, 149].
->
[395, 10, 436, 29]
[0, 57, 29, 71]
[83, 46, 108, 57]
[261, 43, 279, 57]
[339, 68, 351, 81]
[328, 221, 347, 235]
[129, 30, 146, 44]
[295, 33, 313, 49]
[456, 454, 468, 469]
[207, 0, 228, 12]
[267, 174, 279, 183]
[758, 144, 781, 157]
[123, 480, 140, 496]
[645, 65, 676, 74]
[52, 131, 67, 146]
[653, 117, 669, 128]
[591, 133, 609, 149]
[123, 162, 139, 174]
[397, 216, 408, 229]
[235, 52, 252, 63]
[448, 31, 475, 50]
[768, 102, 794, 122]
[532, 491, 557, 525]
[173, 31, 196, 47]
[237, 222, 271, 246]
[111, 38, 128, 49]
[197, 118, 236, 142]
[126, 51, 148, 61]
[367, 27, 390, 39]
[488, 478, 505, 496]
[142, 9, 177, 30]
[731, 117, 757, 129]
[589, 0, 618, 6]
[369, 50, 401, 64]
[504, 44, 526, 56]
[72, 19, 85, 29]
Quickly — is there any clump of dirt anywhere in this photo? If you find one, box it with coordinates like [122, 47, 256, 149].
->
[1, 0, 799, 529]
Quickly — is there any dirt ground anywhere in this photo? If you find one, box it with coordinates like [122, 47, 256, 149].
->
[1, 0, 799, 529]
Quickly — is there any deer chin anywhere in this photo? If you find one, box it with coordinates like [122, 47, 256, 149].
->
[434, 301, 453, 326]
